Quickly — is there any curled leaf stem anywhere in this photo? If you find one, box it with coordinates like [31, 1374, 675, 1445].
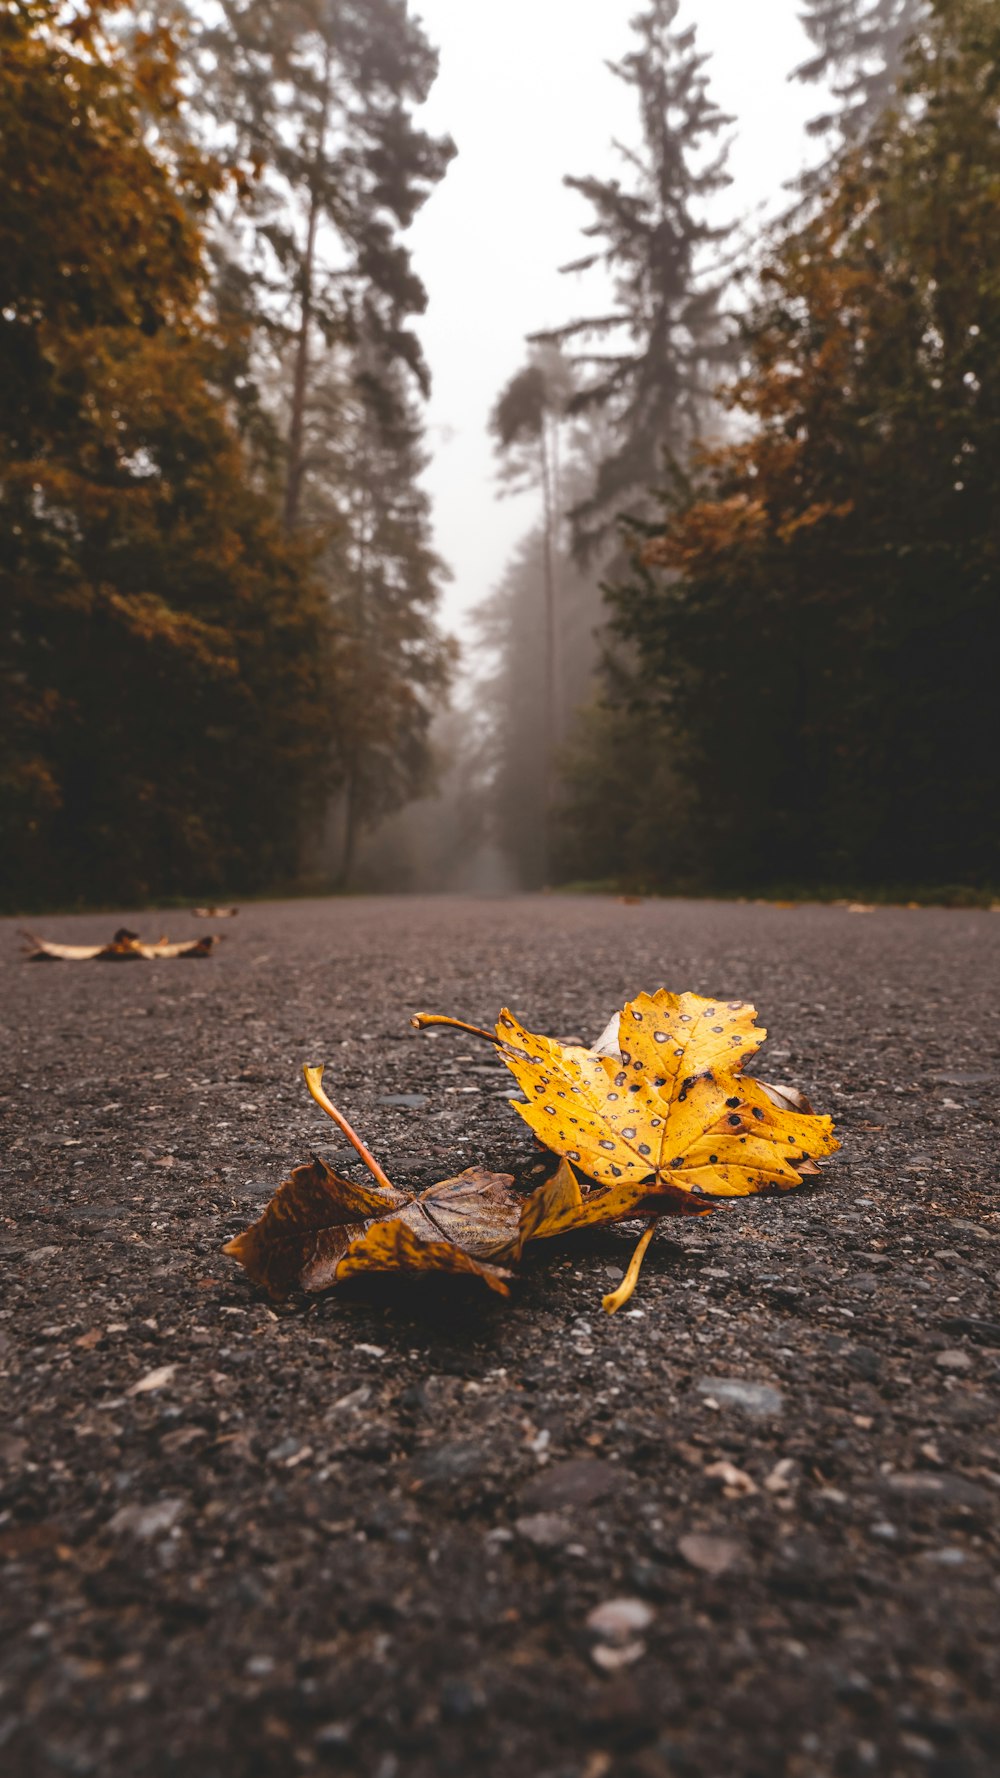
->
[302, 1065, 395, 1195]
[602, 1219, 658, 1315]
[410, 1012, 502, 1046]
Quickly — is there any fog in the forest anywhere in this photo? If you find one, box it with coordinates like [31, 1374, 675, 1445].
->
[8, 3, 998, 910]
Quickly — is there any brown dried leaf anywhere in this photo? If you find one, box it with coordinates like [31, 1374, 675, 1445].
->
[23, 927, 217, 961]
[224, 1069, 519, 1300]
[225, 1157, 517, 1299]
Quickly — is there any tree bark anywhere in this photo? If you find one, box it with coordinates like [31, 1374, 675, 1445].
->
[538, 417, 559, 875]
[283, 47, 332, 531]
[282, 184, 320, 530]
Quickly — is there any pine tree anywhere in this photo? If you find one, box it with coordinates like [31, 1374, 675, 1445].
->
[795, 0, 928, 141]
[190, 0, 454, 528]
[535, 0, 733, 556]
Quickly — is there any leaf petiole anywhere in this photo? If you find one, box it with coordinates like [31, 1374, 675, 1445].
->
[602, 1219, 658, 1314]
[410, 1012, 502, 1045]
[302, 1065, 396, 1195]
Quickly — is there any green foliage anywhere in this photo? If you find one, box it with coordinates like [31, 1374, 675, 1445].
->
[599, 0, 1000, 893]
[0, 1, 339, 907]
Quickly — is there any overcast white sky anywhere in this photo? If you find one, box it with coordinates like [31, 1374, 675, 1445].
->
[405, 0, 823, 637]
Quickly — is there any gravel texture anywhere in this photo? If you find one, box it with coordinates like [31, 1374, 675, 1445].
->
[1, 893, 999, 1778]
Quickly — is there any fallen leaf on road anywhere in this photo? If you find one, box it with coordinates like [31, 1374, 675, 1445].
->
[413, 988, 837, 1311]
[22, 928, 217, 961]
[224, 1066, 519, 1299]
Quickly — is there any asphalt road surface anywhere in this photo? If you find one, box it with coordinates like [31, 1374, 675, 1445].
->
[2, 894, 999, 1778]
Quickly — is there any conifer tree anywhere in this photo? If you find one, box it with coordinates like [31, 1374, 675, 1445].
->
[190, 0, 454, 528]
[608, 0, 1000, 892]
[297, 354, 454, 884]
[536, 0, 733, 556]
[795, 0, 928, 141]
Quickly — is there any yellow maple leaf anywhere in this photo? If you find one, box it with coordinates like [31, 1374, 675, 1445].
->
[414, 989, 838, 1309]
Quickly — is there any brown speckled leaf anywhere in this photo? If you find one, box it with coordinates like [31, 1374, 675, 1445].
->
[225, 1159, 517, 1299]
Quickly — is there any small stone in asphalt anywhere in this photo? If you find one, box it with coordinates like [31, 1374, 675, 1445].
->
[704, 1460, 757, 1497]
[935, 1348, 973, 1371]
[587, 1598, 654, 1643]
[314, 1723, 353, 1749]
[0, 1435, 27, 1468]
[885, 1472, 992, 1508]
[678, 1533, 743, 1576]
[515, 1513, 573, 1550]
[410, 1443, 485, 1487]
[695, 1377, 784, 1417]
[519, 1457, 621, 1513]
[845, 1346, 882, 1381]
[108, 1499, 185, 1540]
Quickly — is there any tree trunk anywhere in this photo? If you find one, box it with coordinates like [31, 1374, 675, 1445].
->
[282, 186, 320, 530]
[283, 47, 332, 531]
[340, 772, 361, 888]
[539, 418, 559, 875]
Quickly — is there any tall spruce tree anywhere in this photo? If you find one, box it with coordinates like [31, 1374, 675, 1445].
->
[535, 0, 733, 556]
[190, 0, 454, 528]
[795, 0, 928, 141]
[608, 0, 1000, 893]
[297, 353, 454, 884]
